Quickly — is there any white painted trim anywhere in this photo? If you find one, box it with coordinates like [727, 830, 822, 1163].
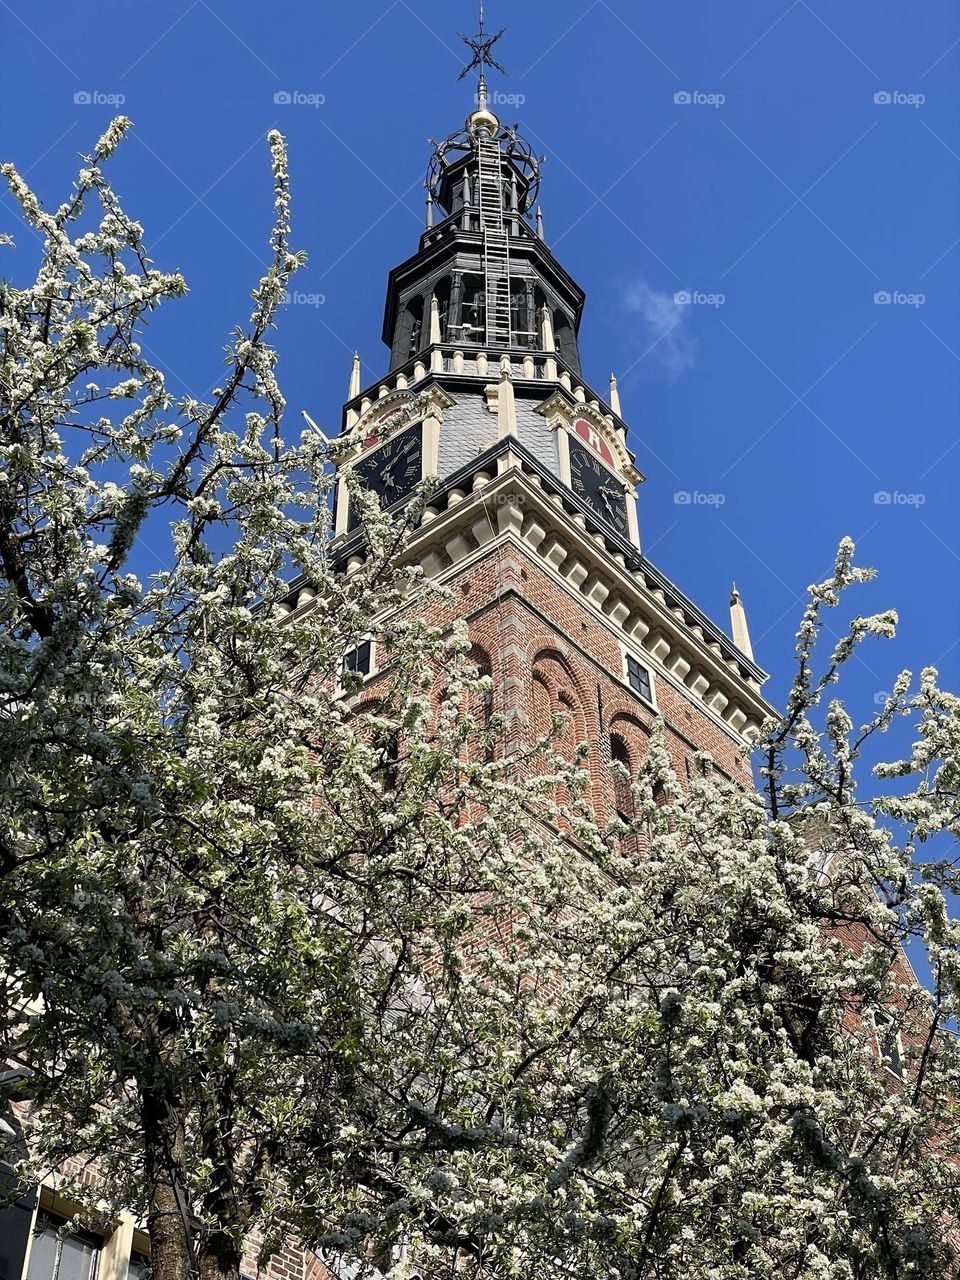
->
[334, 474, 349, 538]
[625, 487, 641, 551]
[556, 425, 571, 487]
[422, 412, 441, 479]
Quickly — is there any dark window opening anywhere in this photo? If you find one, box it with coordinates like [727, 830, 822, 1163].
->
[554, 310, 580, 373]
[344, 641, 373, 680]
[626, 655, 653, 703]
[375, 729, 400, 793]
[433, 278, 451, 343]
[391, 294, 426, 369]
[510, 282, 536, 347]
[610, 735, 635, 821]
[456, 275, 487, 343]
[405, 297, 423, 360]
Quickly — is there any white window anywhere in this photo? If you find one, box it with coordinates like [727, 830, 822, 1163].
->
[26, 1215, 101, 1280]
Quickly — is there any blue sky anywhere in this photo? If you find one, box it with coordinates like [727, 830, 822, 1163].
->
[2, 0, 959, 758]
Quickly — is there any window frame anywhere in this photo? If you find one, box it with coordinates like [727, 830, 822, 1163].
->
[127, 1249, 151, 1280]
[622, 650, 656, 709]
[339, 638, 376, 693]
[26, 1212, 102, 1280]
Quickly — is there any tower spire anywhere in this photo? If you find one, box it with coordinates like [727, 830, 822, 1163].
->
[348, 352, 361, 400]
[729, 583, 755, 662]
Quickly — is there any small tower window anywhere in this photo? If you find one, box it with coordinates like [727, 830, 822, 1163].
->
[554, 309, 579, 372]
[625, 655, 653, 704]
[343, 640, 373, 680]
[405, 297, 423, 360]
[393, 294, 425, 368]
[510, 281, 535, 347]
[433, 278, 452, 342]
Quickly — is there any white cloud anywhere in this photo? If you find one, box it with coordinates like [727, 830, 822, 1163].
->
[624, 280, 698, 381]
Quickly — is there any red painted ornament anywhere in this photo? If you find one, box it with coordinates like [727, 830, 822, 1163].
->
[363, 407, 403, 451]
[573, 417, 615, 467]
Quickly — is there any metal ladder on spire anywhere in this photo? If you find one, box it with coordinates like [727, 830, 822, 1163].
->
[477, 133, 511, 348]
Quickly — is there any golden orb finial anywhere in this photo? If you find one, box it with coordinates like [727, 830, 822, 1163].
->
[467, 106, 500, 137]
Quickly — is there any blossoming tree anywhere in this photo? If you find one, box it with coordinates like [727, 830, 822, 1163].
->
[1, 121, 958, 1280]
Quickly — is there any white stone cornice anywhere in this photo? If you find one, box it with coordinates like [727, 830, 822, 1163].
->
[395, 467, 773, 743]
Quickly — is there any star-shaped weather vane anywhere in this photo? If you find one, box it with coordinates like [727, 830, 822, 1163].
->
[459, 1, 507, 82]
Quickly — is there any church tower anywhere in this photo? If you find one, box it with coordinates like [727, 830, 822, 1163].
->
[296, 11, 773, 796]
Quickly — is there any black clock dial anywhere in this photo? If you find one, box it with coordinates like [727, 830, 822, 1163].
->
[348, 424, 423, 529]
[568, 436, 629, 536]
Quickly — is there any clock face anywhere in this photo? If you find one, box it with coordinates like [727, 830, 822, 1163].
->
[348, 424, 423, 530]
[568, 435, 629, 537]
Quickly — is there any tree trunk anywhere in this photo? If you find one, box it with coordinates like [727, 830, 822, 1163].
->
[198, 1233, 243, 1280]
[142, 1087, 195, 1280]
